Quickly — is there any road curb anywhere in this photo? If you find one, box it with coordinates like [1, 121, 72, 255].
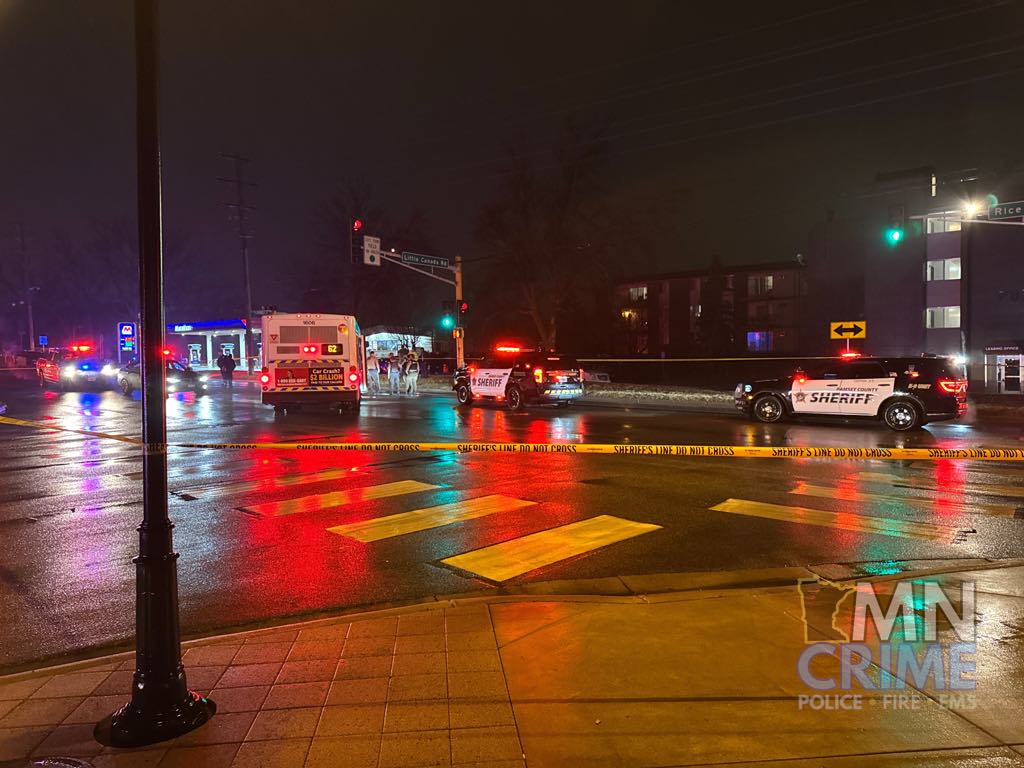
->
[4, 558, 1021, 681]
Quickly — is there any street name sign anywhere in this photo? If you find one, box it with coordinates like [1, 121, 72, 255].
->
[830, 321, 867, 339]
[989, 200, 1024, 220]
[402, 251, 450, 269]
[363, 235, 381, 266]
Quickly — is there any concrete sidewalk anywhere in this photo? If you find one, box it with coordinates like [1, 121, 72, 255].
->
[1, 562, 1022, 767]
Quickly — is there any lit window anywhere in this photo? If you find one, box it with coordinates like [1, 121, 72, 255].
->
[925, 306, 961, 329]
[746, 331, 773, 352]
[747, 275, 774, 296]
[628, 285, 648, 302]
[926, 258, 961, 281]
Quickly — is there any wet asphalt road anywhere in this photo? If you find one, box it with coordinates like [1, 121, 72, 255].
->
[1, 376, 1023, 671]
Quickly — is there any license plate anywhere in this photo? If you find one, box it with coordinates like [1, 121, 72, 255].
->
[309, 367, 344, 386]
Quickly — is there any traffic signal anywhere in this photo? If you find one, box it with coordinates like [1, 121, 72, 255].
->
[440, 300, 455, 330]
[349, 218, 364, 263]
[458, 300, 468, 317]
[885, 205, 905, 246]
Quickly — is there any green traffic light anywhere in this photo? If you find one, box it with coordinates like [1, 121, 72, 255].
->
[441, 316, 454, 329]
[886, 228, 904, 244]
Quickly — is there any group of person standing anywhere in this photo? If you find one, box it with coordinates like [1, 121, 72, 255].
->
[364, 350, 420, 397]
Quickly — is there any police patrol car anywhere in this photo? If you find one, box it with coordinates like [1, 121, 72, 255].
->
[453, 345, 584, 411]
[734, 354, 968, 431]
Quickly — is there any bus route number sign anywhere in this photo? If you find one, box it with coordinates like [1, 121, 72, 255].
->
[320, 343, 344, 356]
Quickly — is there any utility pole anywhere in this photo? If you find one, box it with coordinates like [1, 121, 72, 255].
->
[17, 224, 36, 351]
[454, 254, 465, 369]
[217, 153, 256, 372]
[95, 0, 214, 747]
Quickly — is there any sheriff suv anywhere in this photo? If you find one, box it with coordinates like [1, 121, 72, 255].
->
[453, 345, 584, 411]
[734, 355, 968, 431]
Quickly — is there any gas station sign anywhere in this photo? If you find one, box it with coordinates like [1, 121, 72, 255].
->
[118, 322, 137, 355]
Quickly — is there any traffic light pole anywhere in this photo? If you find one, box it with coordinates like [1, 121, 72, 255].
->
[454, 255, 465, 369]
[372, 248, 463, 366]
[95, 0, 215, 747]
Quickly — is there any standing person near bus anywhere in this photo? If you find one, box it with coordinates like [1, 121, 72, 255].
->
[217, 351, 236, 389]
[366, 351, 380, 396]
[405, 353, 420, 396]
[388, 353, 401, 395]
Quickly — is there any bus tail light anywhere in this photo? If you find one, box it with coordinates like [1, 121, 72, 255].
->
[259, 373, 270, 385]
[348, 366, 360, 384]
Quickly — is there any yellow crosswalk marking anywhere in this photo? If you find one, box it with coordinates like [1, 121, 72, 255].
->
[709, 498, 959, 542]
[442, 515, 661, 582]
[327, 494, 535, 542]
[185, 467, 359, 499]
[790, 483, 1017, 518]
[858, 471, 1024, 499]
[241, 479, 438, 517]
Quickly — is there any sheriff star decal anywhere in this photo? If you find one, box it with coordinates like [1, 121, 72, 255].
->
[794, 391, 807, 403]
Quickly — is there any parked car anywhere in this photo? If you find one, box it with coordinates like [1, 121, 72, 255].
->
[117, 358, 209, 395]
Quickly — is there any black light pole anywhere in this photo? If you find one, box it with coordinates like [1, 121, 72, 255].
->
[95, 0, 215, 747]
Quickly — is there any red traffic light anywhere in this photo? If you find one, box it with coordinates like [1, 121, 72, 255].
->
[458, 300, 469, 314]
[352, 219, 363, 232]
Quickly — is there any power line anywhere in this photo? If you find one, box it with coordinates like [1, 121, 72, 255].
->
[434, 63, 1024, 187]
[439, 39, 1024, 177]
[217, 153, 257, 372]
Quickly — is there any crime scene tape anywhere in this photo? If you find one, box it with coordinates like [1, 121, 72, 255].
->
[2, 415, 1024, 461]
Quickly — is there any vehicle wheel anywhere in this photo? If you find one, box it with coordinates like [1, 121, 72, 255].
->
[752, 394, 785, 424]
[120, 379, 133, 395]
[456, 384, 473, 405]
[882, 399, 921, 431]
[506, 386, 524, 412]
[273, 405, 286, 415]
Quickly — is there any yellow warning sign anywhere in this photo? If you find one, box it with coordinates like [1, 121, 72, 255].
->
[830, 321, 867, 339]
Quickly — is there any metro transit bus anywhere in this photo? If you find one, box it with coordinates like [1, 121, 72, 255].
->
[258, 313, 364, 413]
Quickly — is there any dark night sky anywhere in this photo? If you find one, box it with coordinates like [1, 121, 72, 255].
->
[3, 0, 1024, 318]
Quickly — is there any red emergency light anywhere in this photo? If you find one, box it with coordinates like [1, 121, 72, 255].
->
[71, 344, 92, 353]
[495, 344, 521, 353]
[301, 344, 317, 354]
[840, 351, 861, 359]
[161, 348, 172, 357]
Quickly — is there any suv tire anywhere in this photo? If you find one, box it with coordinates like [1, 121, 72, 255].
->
[752, 393, 785, 423]
[882, 399, 921, 431]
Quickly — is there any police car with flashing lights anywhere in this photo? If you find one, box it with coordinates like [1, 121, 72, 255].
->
[36, 345, 117, 391]
[453, 345, 584, 411]
[734, 355, 968, 431]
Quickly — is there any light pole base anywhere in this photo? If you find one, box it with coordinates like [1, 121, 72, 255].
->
[94, 690, 215, 748]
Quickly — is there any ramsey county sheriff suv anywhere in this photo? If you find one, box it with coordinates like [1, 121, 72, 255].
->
[734, 355, 968, 431]
[453, 346, 583, 411]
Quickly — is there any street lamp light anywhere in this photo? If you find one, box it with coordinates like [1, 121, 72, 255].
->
[963, 201, 981, 218]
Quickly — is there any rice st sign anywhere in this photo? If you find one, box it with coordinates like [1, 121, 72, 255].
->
[989, 201, 1024, 220]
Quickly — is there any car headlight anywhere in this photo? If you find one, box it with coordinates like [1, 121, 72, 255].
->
[102, 364, 117, 376]
[199, 375, 209, 382]
[167, 376, 180, 384]
[62, 365, 77, 377]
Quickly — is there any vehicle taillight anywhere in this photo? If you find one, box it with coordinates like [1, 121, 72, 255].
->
[534, 368, 544, 384]
[259, 373, 270, 384]
[938, 379, 967, 394]
[348, 366, 359, 384]
[302, 344, 317, 354]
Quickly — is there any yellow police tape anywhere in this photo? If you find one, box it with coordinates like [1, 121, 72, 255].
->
[2, 414, 1023, 461]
